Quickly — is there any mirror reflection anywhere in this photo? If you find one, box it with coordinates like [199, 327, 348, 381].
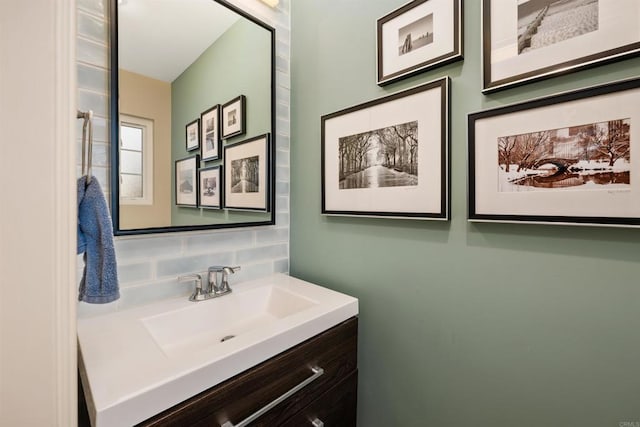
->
[113, 0, 275, 234]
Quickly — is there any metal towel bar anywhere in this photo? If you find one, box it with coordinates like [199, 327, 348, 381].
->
[77, 109, 94, 184]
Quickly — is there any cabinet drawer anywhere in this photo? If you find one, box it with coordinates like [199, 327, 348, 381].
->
[138, 317, 358, 427]
[282, 370, 357, 427]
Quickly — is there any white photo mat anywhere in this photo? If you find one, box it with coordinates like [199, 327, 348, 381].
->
[224, 134, 269, 211]
[378, 0, 461, 85]
[175, 155, 198, 207]
[470, 79, 640, 226]
[186, 119, 199, 151]
[322, 78, 449, 219]
[198, 166, 222, 209]
[201, 105, 220, 160]
[222, 95, 246, 139]
[483, 0, 640, 92]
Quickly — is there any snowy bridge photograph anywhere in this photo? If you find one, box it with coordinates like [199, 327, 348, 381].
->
[498, 118, 631, 192]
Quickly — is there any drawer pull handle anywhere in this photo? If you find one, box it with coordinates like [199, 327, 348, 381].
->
[311, 418, 325, 427]
[221, 366, 325, 427]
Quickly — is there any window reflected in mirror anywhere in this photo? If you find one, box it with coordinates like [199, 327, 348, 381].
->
[120, 115, 153, 204]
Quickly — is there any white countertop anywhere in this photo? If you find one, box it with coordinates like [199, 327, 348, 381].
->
[77, 273, 358, 427]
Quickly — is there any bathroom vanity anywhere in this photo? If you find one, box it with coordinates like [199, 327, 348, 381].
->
[77, 274, 358, 426]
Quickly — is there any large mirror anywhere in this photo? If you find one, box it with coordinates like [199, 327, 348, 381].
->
[110, 0, 275, 235]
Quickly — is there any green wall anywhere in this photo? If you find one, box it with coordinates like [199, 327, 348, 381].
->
[290, 1, 640, 426]
[171, 17, 271, 225]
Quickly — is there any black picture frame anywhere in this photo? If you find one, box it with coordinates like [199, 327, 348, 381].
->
[198, 165, 223, 209]
[224, 133, 270, 211]
[221, 95, 246, 139]
[322, 77, 450, 220]
[469, 77, 640, 227]
[185, 118, 200, 151]
[377, 0, 463, 86]
[482, 0, 640, 93]
[200, 105, 221, 161]
[175, 155, 200, 207]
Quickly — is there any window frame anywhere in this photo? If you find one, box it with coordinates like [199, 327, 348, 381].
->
[119, 114, 154, 205]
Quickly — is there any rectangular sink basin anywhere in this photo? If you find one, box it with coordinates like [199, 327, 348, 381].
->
[77, 273, 358, 427]
[142, 285, 317, 357]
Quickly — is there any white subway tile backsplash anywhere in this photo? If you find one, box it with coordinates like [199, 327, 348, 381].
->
[276, 213, 290, 227]
[233, 262, 274, 283]
[276, 149, 290, 167]
[275, 134, 290, 151]
[276, 55, 289, 73]
[276, 196, 289, 212]
[185, 231, 255, 253]
[156, 252, 235, 279]
[274, 258, 289, 274]
[77, 63, 108, 93]
[77, 38, 108, 68]
[77, 12, 108, 42]
[118, 279, 192, 311]
[276, 117, 290, 137]
[78, 89, 108, 117]
[276, 101, 289, 120]
[77, 141, 109, 168]
[77, 0, 290, 316]
[77, 0, 108, 18]
[115, 236, 184, 261]
[236, 244, 287, 264]
[276, 181, 290, 194]
[256, 228, 288, 244]
[118, 262, 153, 286]
[276, 165, 290, 183]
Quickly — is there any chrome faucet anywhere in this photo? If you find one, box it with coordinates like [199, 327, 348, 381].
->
[208, 265, 241, 295]
[179, 273, 207, 302]
[180, 266, 241, 302]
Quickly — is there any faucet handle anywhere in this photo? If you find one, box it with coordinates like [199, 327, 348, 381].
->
[179, 273, 206, 302]
[218, 266, 241, 293]
[222, 266, 241, 275]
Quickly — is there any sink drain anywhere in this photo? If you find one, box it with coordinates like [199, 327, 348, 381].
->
[220, 335, 235, 342]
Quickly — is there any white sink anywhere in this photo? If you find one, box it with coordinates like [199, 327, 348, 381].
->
[142, 285, 317, 357]
[77, 274, 358, 427]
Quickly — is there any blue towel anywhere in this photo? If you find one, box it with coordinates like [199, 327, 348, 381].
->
[77, 176, 120, 303]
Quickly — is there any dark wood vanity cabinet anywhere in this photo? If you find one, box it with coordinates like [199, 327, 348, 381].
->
[133, 317, 358, 427]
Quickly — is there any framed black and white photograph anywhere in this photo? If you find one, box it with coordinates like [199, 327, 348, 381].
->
[377, 0, 463, 86]
[322, 77, 449, 220]
[224, 133, 270, 211]
[185, 119, 200, 151]
[198, 165, 223, 209]
[221, 95, 246, 139]
[483, 0, 640, 92]
[175, 155, 199, 207]
[469, 78, 640, 227]
[200, 105, 220, 160]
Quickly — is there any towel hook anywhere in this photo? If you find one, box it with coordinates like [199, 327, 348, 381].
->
[77, 110, 94, 185]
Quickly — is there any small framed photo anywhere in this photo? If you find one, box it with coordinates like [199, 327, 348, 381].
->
[221, 95, 246, 139]
[198, 165, 223, 209]
[469, 78, 640, 227]
[377, 0, 463, 86]
[185, 119, 200, 151]
[200, 105, 220, 161]
[175, 155, 199, 207]
[482, 0, 640, 93]
[224, 134, 270, 211]
[322, 77, 450, 220]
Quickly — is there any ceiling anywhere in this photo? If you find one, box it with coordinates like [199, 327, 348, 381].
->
[118, 0, 239, 82]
